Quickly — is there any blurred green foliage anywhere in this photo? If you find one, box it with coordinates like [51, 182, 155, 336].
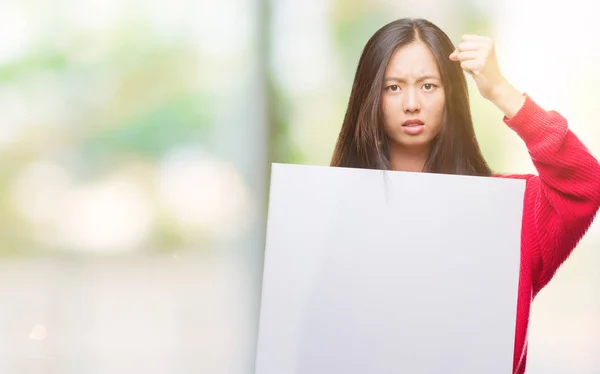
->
[0, 2, 507, 257]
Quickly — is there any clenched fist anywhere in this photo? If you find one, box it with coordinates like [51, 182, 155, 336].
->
[449, 35, 508, 102]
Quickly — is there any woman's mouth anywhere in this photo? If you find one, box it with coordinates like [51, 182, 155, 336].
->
[402, 119, 425, 135]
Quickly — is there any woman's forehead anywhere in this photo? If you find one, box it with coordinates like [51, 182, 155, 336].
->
[385, 42, 440, 78]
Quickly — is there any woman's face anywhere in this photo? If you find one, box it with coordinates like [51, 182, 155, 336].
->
[381, 41, 446, 151]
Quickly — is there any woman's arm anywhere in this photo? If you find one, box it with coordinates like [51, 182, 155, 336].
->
[499, 93, 600, 292]
[487, 80, 526, 119]
[452, 34, 600, 291]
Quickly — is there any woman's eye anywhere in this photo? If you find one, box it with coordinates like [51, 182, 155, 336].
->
[423, 83, 435, 90]
[388, 85, 400, 92]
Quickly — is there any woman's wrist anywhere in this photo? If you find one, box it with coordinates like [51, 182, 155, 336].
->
[489, 80, 526, 119]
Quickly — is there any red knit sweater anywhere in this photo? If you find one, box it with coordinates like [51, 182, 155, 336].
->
[494, 94, 600, 374]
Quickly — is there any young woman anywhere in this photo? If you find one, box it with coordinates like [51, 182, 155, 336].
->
[330, 18, 600, 374]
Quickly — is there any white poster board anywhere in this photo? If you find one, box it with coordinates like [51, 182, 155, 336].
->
[255, 163, 525, 374]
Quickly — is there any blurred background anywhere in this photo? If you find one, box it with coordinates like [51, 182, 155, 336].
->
[0, 0, 598, 373]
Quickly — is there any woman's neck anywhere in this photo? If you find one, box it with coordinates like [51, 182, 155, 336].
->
[389, 144, 430, 172]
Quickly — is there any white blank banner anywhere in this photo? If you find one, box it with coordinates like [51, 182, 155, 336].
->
[256, 163, 526, 373]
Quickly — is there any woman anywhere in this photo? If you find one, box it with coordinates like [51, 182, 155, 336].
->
[330, 18, 600, 374]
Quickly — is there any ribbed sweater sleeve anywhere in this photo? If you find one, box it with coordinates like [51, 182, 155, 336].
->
[504, 94, 600, 293]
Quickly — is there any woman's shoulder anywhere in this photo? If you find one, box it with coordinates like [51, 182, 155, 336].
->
[490, 173, 542, 198]
[491, 172, 537, 181]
